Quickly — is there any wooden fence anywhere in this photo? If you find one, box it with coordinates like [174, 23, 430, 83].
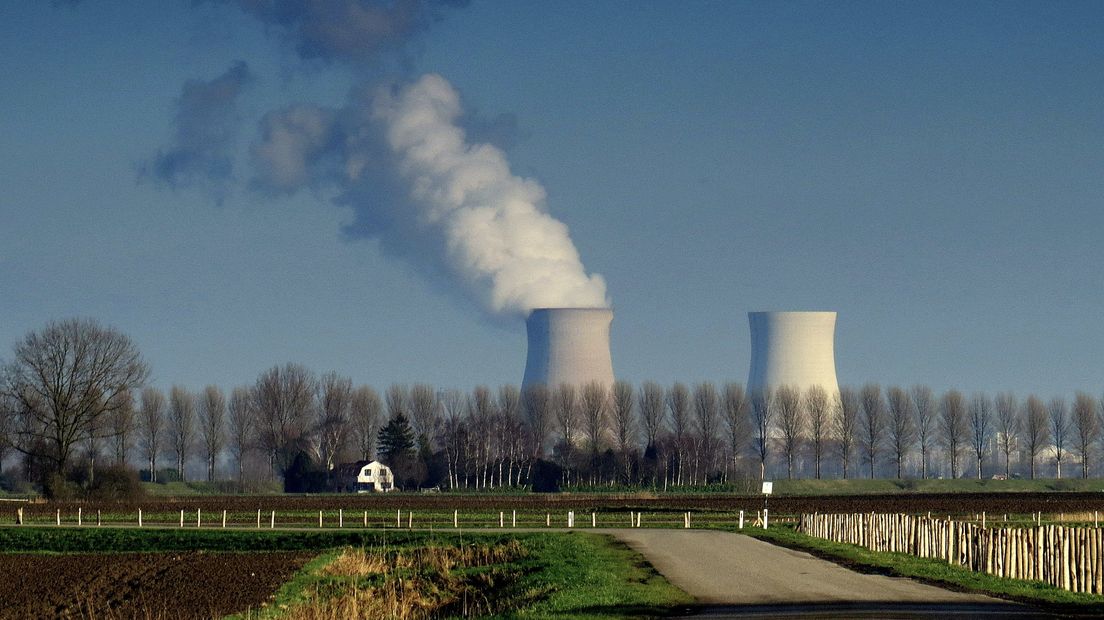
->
[798, 512, 1104, 594]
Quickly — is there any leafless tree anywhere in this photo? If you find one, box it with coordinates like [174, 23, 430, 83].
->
[350, 386, 382, 461]
[722, 382, 749, 480]
[836, 387, 860, 479]
[805, 386, 831, 479]
[168, 385, 195, 481]
[439, 388, 467, 488]
[1022, 395, 1050, 480]
[409, 384, 440, 450]
[580, 382, 609, 483]
[1072, 392, 1099, 478]
[859, 384, 885, 479]
[251, 363, 316, 477]
[227, 386, 254, 489]
[910, 386, 936, 479]
[692, 382, 721, 483]
[0, 394, 12, 475]
[994, 392, 1020, 479]
[109, 390, 137, 466]
[316, 373, 352, 472]
[552, 384, 578, 471]
[497, 384, 522, 486]
[886, 386, 914, 479]
[750, 388, 773, 480]
[1, 318, 149, 479]
[1049, 397, 1069, 479]
[968, 393, 992, 479]
[940, 390, 968, 478]
[638, 381, 666, 451]
[199, 385, 226, 481]
[385, 384, 409, 421]
[667, 382, 691, 485]
[469, 385, 496, 487]
[610, 381, 636, 455]
[522, 384, 552, 460]
[774, 385, 804, 480]
[137, 387, 166, 482]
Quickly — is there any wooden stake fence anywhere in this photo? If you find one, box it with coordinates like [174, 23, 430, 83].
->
[799, 512, 1104, 594]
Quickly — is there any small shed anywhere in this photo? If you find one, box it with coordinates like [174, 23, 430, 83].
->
[354, 460, 395, 492]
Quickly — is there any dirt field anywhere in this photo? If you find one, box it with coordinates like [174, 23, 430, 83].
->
[0, 551, 313, 619]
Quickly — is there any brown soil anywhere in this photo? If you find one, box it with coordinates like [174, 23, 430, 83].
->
[0, 551, 313, 619]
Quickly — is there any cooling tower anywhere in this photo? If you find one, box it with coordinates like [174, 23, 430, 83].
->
[522, 308, 614, 388]
[747, 311, 839, 395]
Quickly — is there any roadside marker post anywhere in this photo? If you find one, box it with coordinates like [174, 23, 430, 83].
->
[222, 509, 227, 528]
[739, 510, 744, 529]
[56, 509, 60, 526]
[270, 510, 275, 529]
[339, 509, 343, 528]
[513, 510, 516, 528]
[453, 510, 458, 528]
[138, 508, 143, 528]
[197, 508, 202, 528]
[78, 507, 82, 526]
[179, 510, 184, 528]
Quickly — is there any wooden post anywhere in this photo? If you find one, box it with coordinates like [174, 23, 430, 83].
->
[636, 511, 642, 528]
[138, 508, 143, 528]
[97, 510, 101, 527]
[180, 509, 184, 528]
[78, 507, 82, 526]
[513, 509, 516, 528]
[339, 509, 343, 528]
[222, 509, 227, 528]
[408, 511, 412, 528]
[397, 509, 401, 528]
[197, 508, 202, 528]
[257, 509, 261, 529]
[319, 510, 323, 528]
[16, 507, 22, 525]
[592, 512, 596, 528]
[56, 509, 60, 526]
[270, 510, 275, 529]
[546, 513, 550, 527]
[454, 509, 458, 528]
[364, 510, 368, 528]
[500, 511, 504, 528]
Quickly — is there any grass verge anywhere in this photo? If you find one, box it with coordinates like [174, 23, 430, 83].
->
[737, 523, 1104, 614]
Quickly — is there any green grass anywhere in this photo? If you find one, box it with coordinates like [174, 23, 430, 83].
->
[737, 523, 1104, 614]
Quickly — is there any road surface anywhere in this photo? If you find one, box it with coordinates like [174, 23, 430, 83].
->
[609, 529, 1047, 618]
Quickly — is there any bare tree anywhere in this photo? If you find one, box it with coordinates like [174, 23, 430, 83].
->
[251, 363, 316, 477]
[552, 384, 578, 471]
[774, 385, 804, 480]
[0, 394, 12, 475]
[469, 385, 496, 487]
[692, 382, 721, 484]
[638, 381, 666, 451]
[497, 384, 522, 486]
[908, 386, 935, 479]
[168, 385, 195, 481]
[859, 384, 885, 479]
[940, 390, 969, 478]
[994, 392, 1020, 479]
[750, 388, 773, 480]
[385, 384, 409, 421]
[1072, 392, 1099, 479]
[409, 384, 440, 450]
[199, 385, 226, 482]
[883, 386, 913, 479]
[137, 387, 166, 482]
[350, 386, 382, 461]
[1049, 397, 1069, 479]
[522, 384, 552, 460]
[968, 393, 992, 480]
[1022, 395, 1050, 480]
[722, 382, 749, 480]
[804, 386, 830, 479]
[440, 388, 467, 488]
[836, 387, 860, 478]
[610, 381, 637, 455]
[316, 373, 352, 472]
[580, 382, 609, 483]
[109, 390, 137, 466]
[1, 318, 149, 480]
[667, 382, 691, 485]
[227, 386, 254, 489]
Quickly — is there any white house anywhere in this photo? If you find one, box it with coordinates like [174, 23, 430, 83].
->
[355, 460, 395, 493]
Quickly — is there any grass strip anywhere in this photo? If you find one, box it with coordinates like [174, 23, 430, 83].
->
[737, 523, 1104, 614]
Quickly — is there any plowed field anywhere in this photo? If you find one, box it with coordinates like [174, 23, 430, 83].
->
[0, 551, 312, 619]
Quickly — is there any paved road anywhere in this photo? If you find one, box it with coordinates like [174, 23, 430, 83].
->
[608, 529, 1047, 618]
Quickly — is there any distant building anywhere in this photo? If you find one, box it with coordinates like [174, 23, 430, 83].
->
[336, 460, 395, 492]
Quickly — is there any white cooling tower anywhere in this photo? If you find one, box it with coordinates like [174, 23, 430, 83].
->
[747, 311, 839, 394]
[522, 308, 614, 388]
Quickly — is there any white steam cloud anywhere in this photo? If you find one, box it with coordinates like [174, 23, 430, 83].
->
[371, 75, 608, 316]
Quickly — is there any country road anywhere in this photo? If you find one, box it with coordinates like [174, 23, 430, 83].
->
[608, 529, 1049, 618]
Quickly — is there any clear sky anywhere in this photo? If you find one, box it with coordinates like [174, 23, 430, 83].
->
[1, 1, 1102, 397]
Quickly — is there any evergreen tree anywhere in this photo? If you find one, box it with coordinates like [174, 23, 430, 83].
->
[377, 412, 416, 462]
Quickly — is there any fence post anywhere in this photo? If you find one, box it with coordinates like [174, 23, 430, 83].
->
[270, 510, 275, 529]
[97, 510, 101, 527]
[592, 512, 597, 528]
[16, 508, 22, 526]
[180, 509, 184, 528]
[546, 513, 550, 527]
[513, 509, 516, 528]
[56, 509, 60, 526]
[138, 508, 143, 528]
[397, 509, 401, 528]
[257, 509, 261, 529]
[500, 511, 504, 528]
[319, 510, 323, 528]
[222, 509, 227, 528]
[78, 507, 82, 526]
[636, 511, 642, 528]
[364, 510, 368, 528]
[454, 509, 458, 528]
[339, 509, 343, 528]
[408, 511, 412, 529]
[198, 508, 202, 528]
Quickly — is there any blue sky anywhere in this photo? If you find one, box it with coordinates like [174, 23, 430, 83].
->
[1, 1, 1102, 397]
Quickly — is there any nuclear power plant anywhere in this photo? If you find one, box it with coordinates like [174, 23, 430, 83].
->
[747, 311, 839, 395]
[522, 307, 615, 388]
